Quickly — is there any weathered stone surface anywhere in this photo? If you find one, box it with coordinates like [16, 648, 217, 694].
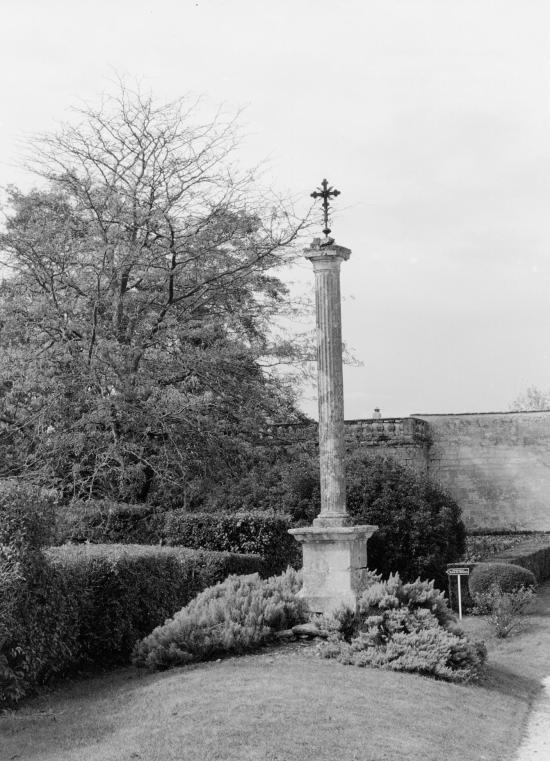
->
[291, 623, 328, 638]
[274, 629, 296, 640]
[415, 411, 550, 531]
[289, 524, 378, 615]
[279, 410, 550, 532]
[304, 242, 351, 526]
[289, 239, 378, 615]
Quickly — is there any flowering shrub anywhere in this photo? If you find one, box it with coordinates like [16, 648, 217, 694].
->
[318, 573, 486, 683]
[473, 583, 536, 638]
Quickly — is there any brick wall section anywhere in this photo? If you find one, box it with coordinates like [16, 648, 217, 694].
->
[414, 412, 550, 532]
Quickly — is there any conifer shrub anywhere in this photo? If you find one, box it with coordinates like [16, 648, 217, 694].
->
[469, 563, 537, 597]
[317, 572, 486, 683]
[132, 568, 307, 671]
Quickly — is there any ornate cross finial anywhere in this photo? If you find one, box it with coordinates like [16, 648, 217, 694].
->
[310, 178, 341, 244]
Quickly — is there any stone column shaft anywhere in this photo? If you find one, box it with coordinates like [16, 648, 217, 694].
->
[305, 243, 351, 527]
[289, 238, 377, 615]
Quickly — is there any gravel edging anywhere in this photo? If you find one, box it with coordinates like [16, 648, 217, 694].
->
[514, 675, 550, 760]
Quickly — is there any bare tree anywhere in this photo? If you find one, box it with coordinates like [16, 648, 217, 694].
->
[510, 386, 550, 411]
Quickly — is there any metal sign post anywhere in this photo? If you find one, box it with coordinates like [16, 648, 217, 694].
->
[446, 567, 471, 620]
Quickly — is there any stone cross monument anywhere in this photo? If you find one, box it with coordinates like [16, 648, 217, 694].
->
[289, 179, 377, 615]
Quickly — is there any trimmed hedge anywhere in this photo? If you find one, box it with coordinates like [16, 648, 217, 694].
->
[469, 562, 537, 597]
[488, 539, 550, 583]
[161, 510, 300, 574]
[0, 544, 264, 707]
[55, 503, 300, 575]
[55, 500, 156, 545]
[464, 533, 550, 564]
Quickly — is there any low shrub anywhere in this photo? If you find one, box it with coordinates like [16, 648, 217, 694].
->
[473, 584, 536, 638]
[469, 563, 537, 597]
[161, 510, 300, 575]
[0, 544, 264, 708]
[318, 573, 486, 683]
[132, 568, 307, 671]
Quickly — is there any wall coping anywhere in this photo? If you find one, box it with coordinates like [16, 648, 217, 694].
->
[412, 410, 550, 417]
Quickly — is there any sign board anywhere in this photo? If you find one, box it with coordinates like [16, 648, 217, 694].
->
[446, 568, 470, 619]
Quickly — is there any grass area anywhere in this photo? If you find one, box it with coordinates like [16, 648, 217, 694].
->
[2, 581, 550, 761]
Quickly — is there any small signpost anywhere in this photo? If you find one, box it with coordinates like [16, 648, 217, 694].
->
[446, 567, 470, 620]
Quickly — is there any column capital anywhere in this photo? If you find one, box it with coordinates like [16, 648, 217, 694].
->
[304, 238, 351, 267]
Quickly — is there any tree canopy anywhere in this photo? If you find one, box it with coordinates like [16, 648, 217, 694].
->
[0, 88, 308, 504]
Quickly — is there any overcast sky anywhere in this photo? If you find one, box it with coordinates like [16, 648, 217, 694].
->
[2, 0, 550, 419]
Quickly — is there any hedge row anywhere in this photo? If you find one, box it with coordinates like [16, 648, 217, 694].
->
[160, 510, 300, 573]
[1, 544, 264, 707]
[446, 535, 550, 611]
[55, 502, 299, 574]
[489, 539, 550, 583]
[464, 533, 550, 564]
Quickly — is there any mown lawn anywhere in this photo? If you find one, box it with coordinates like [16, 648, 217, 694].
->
[2, 580, 550, 761]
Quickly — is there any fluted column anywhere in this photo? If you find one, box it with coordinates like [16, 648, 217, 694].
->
[305, 239, 351, 527]
[288, 237, 377, 615]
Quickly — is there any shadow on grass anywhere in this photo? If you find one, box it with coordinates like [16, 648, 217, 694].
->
[478, 661, 541, 701]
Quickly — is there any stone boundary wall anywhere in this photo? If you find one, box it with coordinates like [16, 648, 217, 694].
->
[266, 418, 431, 474]
[343, 417, 430, 474]
[272, 410, 550, 532]
[414, 411, 550, 532]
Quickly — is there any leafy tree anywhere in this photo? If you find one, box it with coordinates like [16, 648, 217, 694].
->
[0, 87, 308, 504]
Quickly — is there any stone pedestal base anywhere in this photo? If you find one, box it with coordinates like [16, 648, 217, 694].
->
[288, 525, 378, 615]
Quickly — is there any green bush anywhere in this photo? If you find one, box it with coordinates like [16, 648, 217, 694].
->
[473, 584, 536, 638]
[469, 563, 537, 597]
[132, 568, 307, 671]
[0, 544, 264, 708]
[318, 573, 486, 683]
[0, 481, 56, 550]
[161, 510, 300, 575]
[213, 452, 465, 587]
[343, 456, 465, 588]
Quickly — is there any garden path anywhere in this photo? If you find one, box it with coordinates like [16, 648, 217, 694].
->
[514, 675, 550, 760]
[511, 579, 550, 761]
